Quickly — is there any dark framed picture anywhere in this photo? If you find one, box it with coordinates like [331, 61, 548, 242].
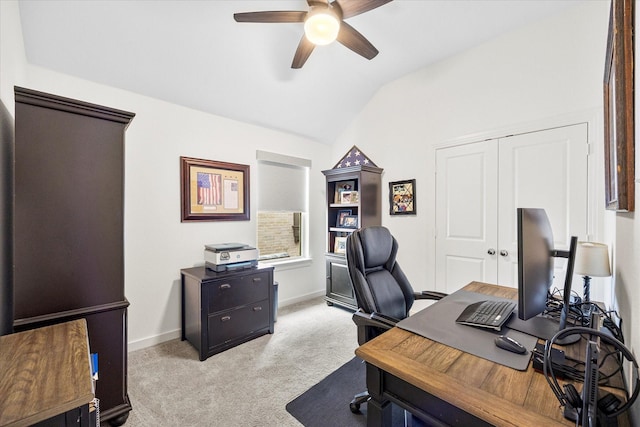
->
[603, 0, 635, 212]
[389, 179, 416, 215]
[337, 209, 352, 227]
[342, 215, 358, 228]
[180, 156, 250, 222]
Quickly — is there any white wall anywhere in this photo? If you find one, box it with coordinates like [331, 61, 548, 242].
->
[336, 1, 610, 292]
[1, 0, 331, 350]
[0, 1, 27, 113]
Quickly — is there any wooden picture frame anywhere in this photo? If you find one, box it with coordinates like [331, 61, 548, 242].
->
[389, 179, 416, 215]
[180, 156, 250, 222]
[334, 180, 355, 203]
[340, 191, 358, 204]
[334, 236, 347, 254]
[603, 0, 635, 211]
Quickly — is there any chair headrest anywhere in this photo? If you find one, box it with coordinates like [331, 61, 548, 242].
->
[358, 226, 396, 270]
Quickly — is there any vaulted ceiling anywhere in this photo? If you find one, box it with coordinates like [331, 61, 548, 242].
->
[18, 1, 581, 144]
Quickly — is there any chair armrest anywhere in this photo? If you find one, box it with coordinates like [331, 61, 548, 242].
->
[414, 290, 447, 300]
[370, 312, 401, 327]
[352, 309, 398, 330]
[352, 309, 399, 345]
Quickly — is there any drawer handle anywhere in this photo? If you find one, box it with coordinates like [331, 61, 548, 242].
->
[253, 306, 262, 312]
[220, 283, 231, 290]
[221, 316, 231, 322]
[252, 277, 262, 283]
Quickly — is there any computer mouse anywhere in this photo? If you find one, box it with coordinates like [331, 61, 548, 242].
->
[495, 335, 526, 354]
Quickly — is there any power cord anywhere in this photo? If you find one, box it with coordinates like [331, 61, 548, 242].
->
[544, 289, 625, 344]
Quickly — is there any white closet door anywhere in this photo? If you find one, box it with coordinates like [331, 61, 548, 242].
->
[435, 140, 499, 293]
[497, 124, 589, 289]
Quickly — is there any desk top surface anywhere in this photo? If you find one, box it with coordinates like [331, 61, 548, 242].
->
[355, 281, 629, 427]
[0, 319, 94, 427]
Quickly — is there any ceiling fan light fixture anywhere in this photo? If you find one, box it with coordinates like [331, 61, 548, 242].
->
[304, 8, 340, 45]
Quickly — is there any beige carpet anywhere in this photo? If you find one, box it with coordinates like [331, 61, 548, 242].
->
[123, 297, 358, 426]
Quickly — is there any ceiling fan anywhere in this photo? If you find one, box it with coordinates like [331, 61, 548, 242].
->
[234, 0, 393, 69]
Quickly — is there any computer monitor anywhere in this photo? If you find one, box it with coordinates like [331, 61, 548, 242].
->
[507, 208, 579, 344]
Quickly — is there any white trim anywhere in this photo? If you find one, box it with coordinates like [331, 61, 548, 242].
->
[128, 328, 181, 352]
[258, 257, 313, 271]
[256, 150, 312, 168]
[435, 108, 601, 150]
[278, 289, 325, 307]
[127, 290, 324, 351]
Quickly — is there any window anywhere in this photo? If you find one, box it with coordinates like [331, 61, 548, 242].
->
[256, 151, 310, 262]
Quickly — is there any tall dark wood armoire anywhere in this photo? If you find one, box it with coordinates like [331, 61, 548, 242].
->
[13, 87, 135, 426]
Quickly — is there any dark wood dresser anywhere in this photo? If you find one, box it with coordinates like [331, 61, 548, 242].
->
[181, 265, 275, 361]
[12, 87, 134, 426]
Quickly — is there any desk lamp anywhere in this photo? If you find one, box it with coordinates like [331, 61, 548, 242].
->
[573, 242, 611, 312]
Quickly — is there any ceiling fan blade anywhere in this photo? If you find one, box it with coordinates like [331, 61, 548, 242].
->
[333, 0, 393, 19]
[336, 21, 378, 60]
[307, 0, 330, 6]
[291, 35, 315, 69]
[233, 11, 306, 23]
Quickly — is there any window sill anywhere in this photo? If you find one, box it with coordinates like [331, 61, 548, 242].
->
[258, 257, 312, 271]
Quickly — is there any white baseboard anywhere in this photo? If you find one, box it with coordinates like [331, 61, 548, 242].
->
[128, 328, 181, 352]
[278, 289, 325, 307]
[127, 290, 325, 352]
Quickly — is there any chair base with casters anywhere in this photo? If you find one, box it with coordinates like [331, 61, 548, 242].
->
[350, 390, 370, 413]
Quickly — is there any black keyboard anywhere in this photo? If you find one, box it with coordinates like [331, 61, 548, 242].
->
[455, 300, 516, 331]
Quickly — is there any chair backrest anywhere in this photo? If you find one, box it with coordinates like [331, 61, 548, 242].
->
[346, 226, 416, 320]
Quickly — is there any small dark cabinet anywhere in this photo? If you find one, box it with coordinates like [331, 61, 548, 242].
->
[12, 87, 134, 426]
[325, 254, 355, 309]
[181, 266, 275, 361]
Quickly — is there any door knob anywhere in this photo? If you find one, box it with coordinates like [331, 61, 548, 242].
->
[487, 249, 496, 255]
[500, 250, 509, 257]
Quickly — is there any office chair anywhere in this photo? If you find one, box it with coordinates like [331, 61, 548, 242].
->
[346, 226, 446, 413]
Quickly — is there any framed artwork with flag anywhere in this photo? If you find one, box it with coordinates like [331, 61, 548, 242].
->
[180, 156, 249, 222]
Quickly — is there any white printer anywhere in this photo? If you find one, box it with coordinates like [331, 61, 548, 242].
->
[204, 243, 259, 272]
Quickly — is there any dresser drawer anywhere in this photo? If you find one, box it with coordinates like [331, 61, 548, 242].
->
[207, 271, 270, 314]
[207, 299, 270, 346]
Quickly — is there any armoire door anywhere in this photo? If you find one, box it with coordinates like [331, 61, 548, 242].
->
[435, 123, 588, 294]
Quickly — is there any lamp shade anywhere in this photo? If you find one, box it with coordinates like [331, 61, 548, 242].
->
[574, 242, 611, 277]
[304, 8, 340, 45]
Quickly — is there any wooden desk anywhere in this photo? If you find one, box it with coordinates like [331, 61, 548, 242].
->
[355, 282, 629, 427]
[0, 319, 95, 427]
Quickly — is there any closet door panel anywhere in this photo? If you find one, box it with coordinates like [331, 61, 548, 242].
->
[435, 141, 498, 293]
[497, 124, 588, 288]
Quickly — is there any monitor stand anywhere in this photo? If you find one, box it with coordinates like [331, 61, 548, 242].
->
[506, 310, 560, 341]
